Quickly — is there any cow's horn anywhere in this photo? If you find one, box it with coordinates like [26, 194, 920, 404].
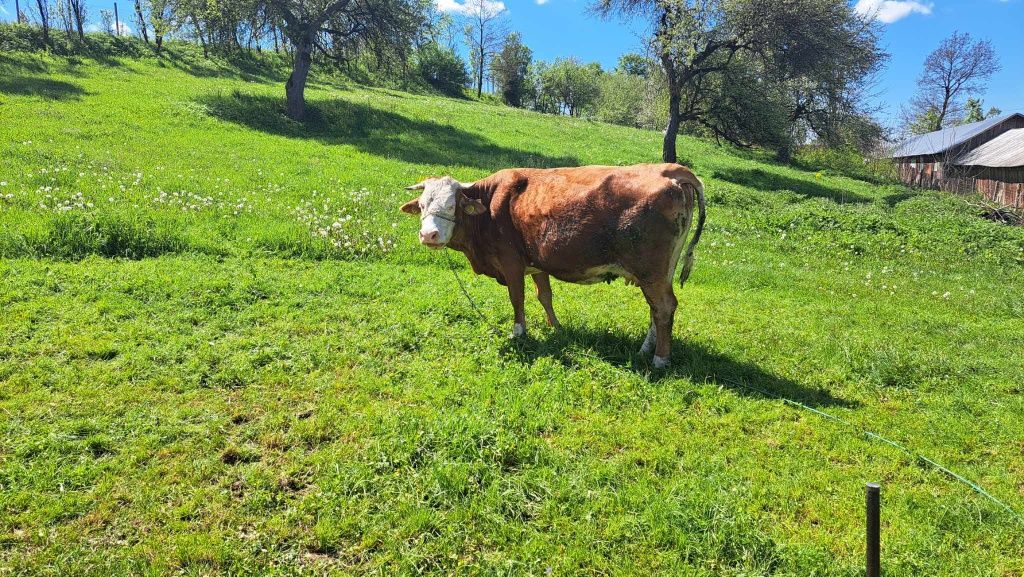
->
[404, 181, 427, 190]
[459, 181, 476, 189]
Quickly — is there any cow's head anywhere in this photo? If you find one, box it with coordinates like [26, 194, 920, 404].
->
[400, 176, 486, 248]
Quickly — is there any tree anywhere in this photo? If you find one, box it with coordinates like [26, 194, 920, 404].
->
[461, 0, 507, 98]
[963, 98, 985, 124]
[267, 0, 423, 120]
[32, 0, 51, 45]
[147, 0, 175, 53]
[100, 8, 114, 35]
[68, 0, 85, 40]
[537, 58, 602, 117]
[615, 52, 651, 77]
[418, 42, 470, 95]
[594, 0, 885, 161]
[490, 32, 531, 107]
[134, 0, 150, 44]
[907, 32, 1000, 132]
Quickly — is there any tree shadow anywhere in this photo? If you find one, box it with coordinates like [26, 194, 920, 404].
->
[0, 76, 87, 100]
[502, 324, 857, 409]
[197, 91, 579, 170]
[159, 49, 289, 83]
[715, 167, 871, 204]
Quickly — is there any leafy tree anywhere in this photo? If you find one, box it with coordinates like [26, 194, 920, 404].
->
[595, 71, 645, 126]
[418, 41, 470, 96]
[906, 107, 941, 136]
[615, 52, 651, 77]
[267, 0, 424, 120]
[146, 0, 175, 53]
[537, 57, 602, 117]
[594, 0, 885, 161]
[963, 98, 985, 124]
[906, 31, 1000, 132]
[490, 31, 531, 107]
[961, 98, 1002, 125]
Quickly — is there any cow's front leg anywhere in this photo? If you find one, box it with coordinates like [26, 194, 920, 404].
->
[507, 271, 527, 338]
[532, 273, 560, 328]
[640, 281, 677, 368]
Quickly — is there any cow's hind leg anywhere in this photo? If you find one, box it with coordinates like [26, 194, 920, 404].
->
[640, 280, 677, 368]
[532, 273, 560, 328]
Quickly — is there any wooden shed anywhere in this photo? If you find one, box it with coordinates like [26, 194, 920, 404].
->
[950, 128, 1024, 207]
[892, 113, 1024, 207]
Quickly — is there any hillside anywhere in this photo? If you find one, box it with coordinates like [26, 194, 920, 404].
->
[1, 46, 1024, 576]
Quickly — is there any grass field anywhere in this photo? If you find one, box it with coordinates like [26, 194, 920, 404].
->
[2, 43, 1024, 576]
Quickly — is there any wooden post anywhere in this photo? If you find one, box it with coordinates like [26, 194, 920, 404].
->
[866, 483, 881, 577]
[114, 2, 120, 36]
[15, 0, 21, 23]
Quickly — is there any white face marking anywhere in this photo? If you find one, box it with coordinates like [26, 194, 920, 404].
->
[417, 177, 461, 246]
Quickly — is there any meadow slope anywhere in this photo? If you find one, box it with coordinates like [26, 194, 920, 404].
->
[1, 46, 1024, 576]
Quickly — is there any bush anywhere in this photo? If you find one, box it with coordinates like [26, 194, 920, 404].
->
[417, 43, 469, 97]
[794, 146, 898, 184]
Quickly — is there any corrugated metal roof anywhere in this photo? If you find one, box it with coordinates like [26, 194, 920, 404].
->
[891, 113, 1024, 158]
[955, 128, 1024, 168]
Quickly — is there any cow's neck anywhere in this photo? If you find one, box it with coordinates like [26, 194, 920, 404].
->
[448, 180, 504, 282]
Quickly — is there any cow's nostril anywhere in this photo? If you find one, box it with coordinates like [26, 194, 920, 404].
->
[420, 230, 440, 244]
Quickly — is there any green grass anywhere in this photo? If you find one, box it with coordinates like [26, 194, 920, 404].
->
[2, 44, 1024, 576]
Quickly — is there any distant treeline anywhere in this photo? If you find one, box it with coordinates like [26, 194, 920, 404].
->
[3, 0, 897, 162]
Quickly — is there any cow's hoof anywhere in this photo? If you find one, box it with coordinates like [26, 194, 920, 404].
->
[512, 323, 526, 338]
[652, 355, 670, 369]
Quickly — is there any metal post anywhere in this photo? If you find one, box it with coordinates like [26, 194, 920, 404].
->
[866, 483, 881, 577]
[114, 2, 120, 36]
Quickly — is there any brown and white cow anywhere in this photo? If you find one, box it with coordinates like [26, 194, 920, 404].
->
[400, 163, 706, 368]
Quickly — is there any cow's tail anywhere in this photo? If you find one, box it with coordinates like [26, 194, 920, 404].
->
[679, 176, 706, 287]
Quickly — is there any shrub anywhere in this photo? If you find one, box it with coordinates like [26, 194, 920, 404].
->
[417, 43, 469, 97]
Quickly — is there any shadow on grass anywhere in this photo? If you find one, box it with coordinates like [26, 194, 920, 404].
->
[159, 49, 289, 83]
[503, 324, 856, 409]
[198, 91, 579, 170]
[0, 75, 87, 100]
[716, 167, 870, 204]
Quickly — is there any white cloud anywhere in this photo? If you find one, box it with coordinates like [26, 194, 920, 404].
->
[434, 0, 507, 16]
[854, 0, 933, 23]
[536, 0, 549, 4]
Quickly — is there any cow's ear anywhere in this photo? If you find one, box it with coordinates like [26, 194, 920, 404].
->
[400, 197, 421, 215]
[461, 194, 486, 216]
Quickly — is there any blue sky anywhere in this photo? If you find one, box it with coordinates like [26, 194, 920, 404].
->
[3, 0, 1021, 127]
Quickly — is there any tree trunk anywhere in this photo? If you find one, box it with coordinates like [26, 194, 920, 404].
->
[15, 0, 21, 24]
[135, 0, 149, 44]
[286, 34, 313, 120]
[476, 51, 483, 98]
[662, 82, 681, 163]
[191, 14, 208, 57]
[73, 2, 84, 40]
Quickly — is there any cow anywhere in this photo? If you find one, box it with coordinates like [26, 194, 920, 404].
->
[399, 163, 706, 368]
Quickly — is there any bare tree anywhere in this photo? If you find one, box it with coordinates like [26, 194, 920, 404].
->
[32, 0, 51, 44]
[462, 0, 506, 98]
[908, 31, 1000, 132]
[134, 0, 150, 44]
[67, 0, 86, 40]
